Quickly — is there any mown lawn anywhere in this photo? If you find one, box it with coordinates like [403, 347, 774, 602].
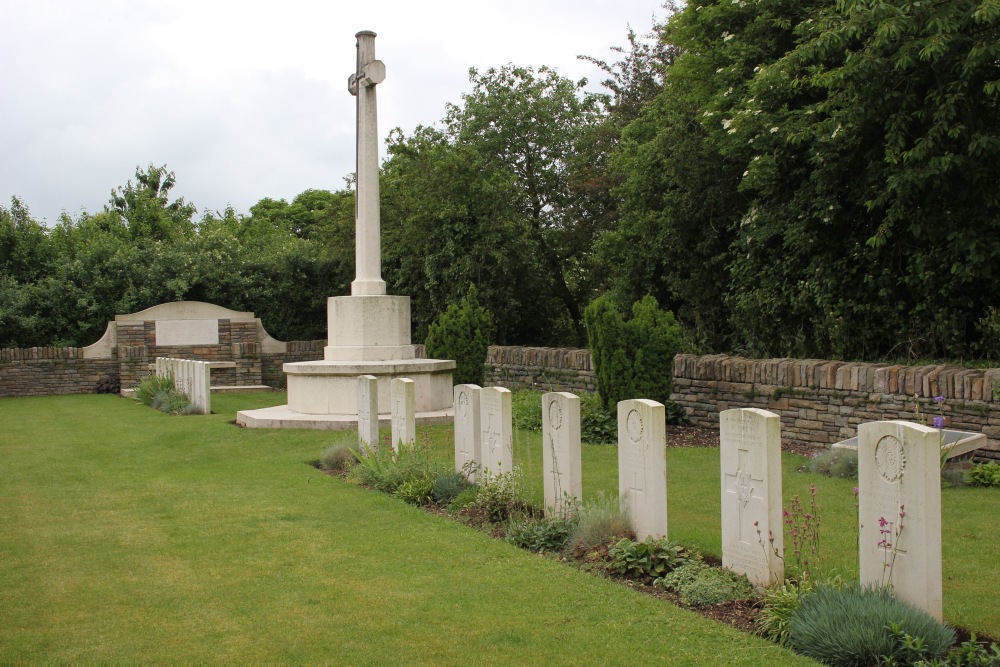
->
[0, 393, 815, 665]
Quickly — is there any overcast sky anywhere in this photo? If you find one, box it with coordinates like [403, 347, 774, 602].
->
[0, 0, 664, 225]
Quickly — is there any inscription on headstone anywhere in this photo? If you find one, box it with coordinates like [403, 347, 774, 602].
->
[480, 387, 513, 476]
[720, 408, 783, 587]
[542, 392, 582, 516]
[454, 384, 482, 480]
[617, 399, 667, 540]
[390, 378, 415, 450]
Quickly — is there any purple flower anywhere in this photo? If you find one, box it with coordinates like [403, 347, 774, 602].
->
[933, 415, 945, 428]
[853, 487, 859, 495]
[933, 395, 945, 404]
[878, 517, 888, 528]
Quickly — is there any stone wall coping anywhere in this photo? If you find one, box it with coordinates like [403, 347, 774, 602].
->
[114, 301, 257, 322]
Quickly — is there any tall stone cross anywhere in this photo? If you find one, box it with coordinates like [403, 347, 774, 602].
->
[348, 30, 387, 296]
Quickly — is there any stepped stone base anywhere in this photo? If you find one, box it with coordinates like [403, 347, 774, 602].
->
[235, 404, 453, 431]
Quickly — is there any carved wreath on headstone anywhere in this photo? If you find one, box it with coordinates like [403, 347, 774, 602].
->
[874, 434, 906, 483]
[626, 409, 643, 443]
[548, 399, 563, 430]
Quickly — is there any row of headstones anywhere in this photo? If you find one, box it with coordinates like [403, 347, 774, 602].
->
[154, 357, 211, 414]
[356, 375, 420, 453]
[723, 409, 942, 619]
[449, 386, 944, 621]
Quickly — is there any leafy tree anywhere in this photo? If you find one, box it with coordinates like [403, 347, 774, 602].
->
[107, 164, 196, 241]
[726, 0, 1000, 358]
[443, 65, 609, 343]
[424, 284, 495, 385]
[381, 125, 570, 345]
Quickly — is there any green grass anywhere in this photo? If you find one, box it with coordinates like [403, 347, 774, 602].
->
[505, 428, 1000, 637]
[0, 393, 815, 665]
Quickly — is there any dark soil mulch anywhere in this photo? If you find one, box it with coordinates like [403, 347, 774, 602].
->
[667, 424, 823, 459]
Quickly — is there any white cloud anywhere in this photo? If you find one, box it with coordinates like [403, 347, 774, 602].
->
[0, 0, 663, 224]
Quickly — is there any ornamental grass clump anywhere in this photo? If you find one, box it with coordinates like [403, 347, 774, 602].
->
[808, 447, 858, 479]
[348, 442, 445, 495]
[566, 493, 633, 555]
[134, 374, 194, 415]
[787, 584, 954, 667]
[319, 444, 358, 473]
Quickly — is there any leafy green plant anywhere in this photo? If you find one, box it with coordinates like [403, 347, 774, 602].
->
[505, 514, 577, 553]
[446, 486, 480, 513]
[787, 585, 955, 666]
[579, 392, 617, 443]
[808, 448, 859, 479]
[609, 537, 696, 581]
[566, 493, 633, 555]
[472, 469, 524, 523]
[396, 477, 436, 506]
[656, 562, 755, 608]
[759, 578, 816, 646]
[966, 461, 1000, 488]
[320, 444, 358, 473]
[424, 283, 495, 385]
[921, 634, 1000, 666]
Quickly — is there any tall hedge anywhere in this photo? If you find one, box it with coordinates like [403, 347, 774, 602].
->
[584, 294, 693, 409]
[424, 284, 495, 385]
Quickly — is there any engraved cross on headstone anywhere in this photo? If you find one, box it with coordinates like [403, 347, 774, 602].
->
[347, 30, 387, 296]
[723, 448, 764, 543]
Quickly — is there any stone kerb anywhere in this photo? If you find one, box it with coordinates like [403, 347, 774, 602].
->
[542, 392, 582, 517]
[480, 387, 513, 476]
[454, 384, 482, 480]
[390, 378, 416, 451]
[858, 420, 943, 620]
[357, 375, 379, 454]
[720, 408, 784, 587]
[618, 399, 667, 541]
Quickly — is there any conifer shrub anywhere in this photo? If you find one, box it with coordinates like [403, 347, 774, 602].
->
[787, 585, 954, 666]
[584, 294, 695, 414]
[425, 283, 495, 385]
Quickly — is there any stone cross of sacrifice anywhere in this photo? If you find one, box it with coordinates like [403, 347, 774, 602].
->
[348, 30, 387, 297]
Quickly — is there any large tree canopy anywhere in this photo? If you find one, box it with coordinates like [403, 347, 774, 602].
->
[4, 2, 999, 361]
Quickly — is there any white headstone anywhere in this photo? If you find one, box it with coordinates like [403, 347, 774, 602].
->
[390, 377, 415, 450]
[858, 420, 943, 619]
[720, 408, 784, 587]
[617, 399, 667, 540]
[454, 384, 482, 479]
[357, 374, 379, 454]
[480, 387, 513, 476]
[542, 392, 582, 516]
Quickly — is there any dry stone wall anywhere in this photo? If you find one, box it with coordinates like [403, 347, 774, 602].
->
[671, 354, 1000, 461]
[0, 347, 118, 397]
[484, 346, 595, 393]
